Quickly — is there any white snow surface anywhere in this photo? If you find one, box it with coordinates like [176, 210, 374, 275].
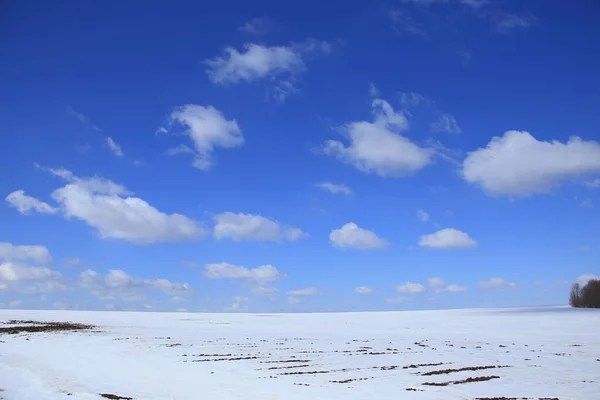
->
[1, 306, 598, 399]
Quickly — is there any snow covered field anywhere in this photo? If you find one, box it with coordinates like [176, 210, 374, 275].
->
[1, 307, 598, 400]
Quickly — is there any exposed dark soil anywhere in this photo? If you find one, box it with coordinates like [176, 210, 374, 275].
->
[0, 320, 94, 335]
[191, 356, 258, 362]
[267, 364, 310, 370]
[423, 375, 501, 386]
[403, 362, 445, 369]
[421, 365, 509, 376]
[99, 394, 133, 400]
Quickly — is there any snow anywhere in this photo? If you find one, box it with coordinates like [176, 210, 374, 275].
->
[1, 306, 598, 399]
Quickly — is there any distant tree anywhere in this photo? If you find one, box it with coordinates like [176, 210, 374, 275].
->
[569, 283, 582, 307]
[581, 279, 600, 308]
[570, 279, 600, 308]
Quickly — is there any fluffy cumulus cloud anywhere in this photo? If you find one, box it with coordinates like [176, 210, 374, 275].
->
[36, 169, 204, 244]
[0, 243, 53, 265]
[419, 228, 478, 249]
[462, 131, 600, 197]
[205, 39, 331, 102]
[428, 277, 467, 293]
[204, 262, 286, 283]
[315, 182, 352, 195]
[213, 212, 306, 242]
[5, 190, 57, 215]
[287, 287, 318, 296]
[478, 277, 516, 290]
[329, 222, 388, 250]
[320, 99, 433, 177]
[396, 282, 425, 294]
[166, 104, 244, 170]
[355, 286, 373, 294]
[0, 262, 66, 294]
[80, 269, 193, 299]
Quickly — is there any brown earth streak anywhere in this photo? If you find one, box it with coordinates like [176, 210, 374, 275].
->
[99, 394, 134, 400]
[0, 321, 94, 335]
[421, 365, 509, 376]
[403, 362, 445, 369]
[423, 375, 501, 386]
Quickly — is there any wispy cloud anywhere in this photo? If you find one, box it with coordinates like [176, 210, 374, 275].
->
[67, 106, 101, 132]
[431, 114, 462, 134]
[315, 182, 352, 195]
[238, 17, 271, 35]
[106, 137, 124, 157]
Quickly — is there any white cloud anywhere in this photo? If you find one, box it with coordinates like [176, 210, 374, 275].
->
[320, 99, 433, 177]
[44, 170, 203, 244]
[176, 308, 188, 313]
[106, 137, 124, 157]
[207, 43, 301, 84]
[419, 228, 478, 249]
[431, 114, 462, 134]
[576, 274, 600, 286]
[355, 286, 373, 294]
[167, 105, 244, 170]
[213, 212, 306, 242]
[205, 39, 331, 100]
[479, 277, 516, 290]
[329, 222, 388, 250]
[0, 260, 66, 294]
[368, 83, 380, 98]
[5, 190, 58, 215]
[0, 261, 60, 282]
[238, 17, 270, 35]
[251, 286, 279, 295]
[389, 10, 427, 37]
[80, 269, 193, 297]
[204, 262, 286, 282]
[287, 287, 318, 296]
[396, 282, 425, 294]
[67, 106, 102, 132]
[288, 296, 302, 304]
[416, 209, 429, 222]
[386, 296, 410, 304]
[399, 92, 426, 107]
[0, 242, 52, 264]
[462, 131, 600, 197]
[315, 182, 352, 195]
[494, 13, 537, 31]
[428, 277, 468, 293]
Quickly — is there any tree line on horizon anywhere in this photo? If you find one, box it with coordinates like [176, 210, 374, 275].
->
[569, 279, 600, 308]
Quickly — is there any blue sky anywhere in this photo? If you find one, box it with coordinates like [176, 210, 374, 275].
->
[1, 0, 599, 312]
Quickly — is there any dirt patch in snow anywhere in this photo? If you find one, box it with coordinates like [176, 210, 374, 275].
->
[0, 320, 94, 335]
[423, 375, 501, 386]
